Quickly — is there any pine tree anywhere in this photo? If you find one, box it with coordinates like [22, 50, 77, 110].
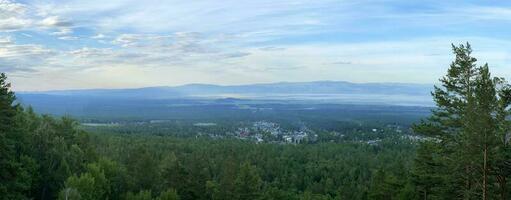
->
[413, 43, 511, 199]
[0, 72, 33, 199]
[410, 141, 445, 200]
[493, 76, 511, 200]
[0, 73, 17, 133]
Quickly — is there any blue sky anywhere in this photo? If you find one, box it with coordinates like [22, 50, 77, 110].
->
[1, 0, 510, 90]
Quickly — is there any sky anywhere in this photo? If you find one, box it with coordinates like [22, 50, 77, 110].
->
[1, 0, 511, 91]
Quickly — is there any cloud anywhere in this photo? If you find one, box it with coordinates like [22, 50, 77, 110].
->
[57, 36, 79, 40]
[223, 52, 251, 59]
[0, 0, 30, 31]
[3, 0, 511, 90]
[112, 34, 148, 47]
[452, 6, 511, 21]
[259, 46, 285, 51]
[0, 17, 31, 31]
[0, 44, 54, 58]
[91, 33, 106, 39]
[0, 0, 26, 17]
[68, 47, 110, 58]
[0, 36, 56, 73]
[51, 28, 77, 40]
[330, 61, 352, 65]
[0, 36, 13, 44]
[0, 0, 73, 34]
[112, 33, 217, 55]
[40, 16, 73, 27]
[263, 65, 303, 71]
[0, 65, 37, 73]
[51, 28, 72, 36]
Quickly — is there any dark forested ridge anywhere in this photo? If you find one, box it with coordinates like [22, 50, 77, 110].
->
[1, 44, 511, 200]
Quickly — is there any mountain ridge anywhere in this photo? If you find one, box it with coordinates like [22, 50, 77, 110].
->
[18, 81, 433, 98]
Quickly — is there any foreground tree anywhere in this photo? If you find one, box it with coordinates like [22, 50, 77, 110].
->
[0, 73, 17, 134]
[413, 43, 511, 199]
[0, 73, 36, 199]
[0, 72, 97, 199]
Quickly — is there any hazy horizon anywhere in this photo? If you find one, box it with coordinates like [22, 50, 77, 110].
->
[1, 0, 511, 91]
[16, 79, 434, 92]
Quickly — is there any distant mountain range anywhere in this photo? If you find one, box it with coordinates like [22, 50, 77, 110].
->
[15, 81, 435, 117]
[19, 81, 433, 99]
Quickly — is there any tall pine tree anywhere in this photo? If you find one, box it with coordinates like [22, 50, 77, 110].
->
[413, 43, 511, 199]
[0, 72, 34, 199]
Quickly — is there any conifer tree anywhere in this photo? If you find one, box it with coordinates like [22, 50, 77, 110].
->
[0, 72, 33, 199]
[413, 43, 511, 199]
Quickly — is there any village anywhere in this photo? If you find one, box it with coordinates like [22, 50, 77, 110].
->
[230, 121, 318, 144]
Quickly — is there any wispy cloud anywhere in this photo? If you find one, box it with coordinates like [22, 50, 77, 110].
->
[0, 0, 75, 33]
[1, 0, 510, 90]
[0, 36, 56, 74]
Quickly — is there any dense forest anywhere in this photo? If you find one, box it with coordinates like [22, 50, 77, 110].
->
[1, 43, 511, 199]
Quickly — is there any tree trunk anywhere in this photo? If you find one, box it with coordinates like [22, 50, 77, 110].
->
[497, 175, 506, 200]
[483, 145, 487, 200]
[466, 165, 471, 200]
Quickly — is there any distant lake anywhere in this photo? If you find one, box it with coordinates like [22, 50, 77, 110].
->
[191, 93, 433, 106]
